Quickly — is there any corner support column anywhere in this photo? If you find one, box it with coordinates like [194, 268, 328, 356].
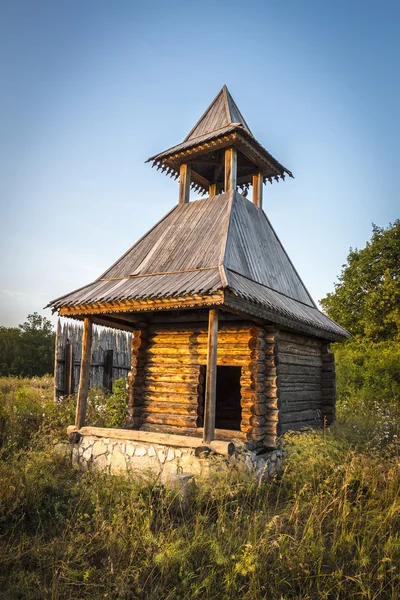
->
[252, 171, 263, 208]
[75, 317, 93, 429]
[203, 308, 219, 444]
[179, 163, 191, 204]
[224, 147, 237, 192]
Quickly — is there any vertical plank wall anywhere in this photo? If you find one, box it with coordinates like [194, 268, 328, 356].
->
[54, 320, 132, 399]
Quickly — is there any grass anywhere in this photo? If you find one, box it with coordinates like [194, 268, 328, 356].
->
[0, 374, 400, 599]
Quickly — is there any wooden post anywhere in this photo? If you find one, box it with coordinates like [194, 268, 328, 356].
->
[209, 183, 217, 196]
[75, 317, 93, 429]
[224, 147, 237, 191]
[179, 163, 191, 204]
[252, 171, 263, 208]
[203, 308, 218, 444]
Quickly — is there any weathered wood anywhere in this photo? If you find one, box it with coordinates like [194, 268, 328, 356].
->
[279, 353, 322, 367]
[142, 392, 201, 404]
[252, 171, 263, 209]
[280, 390, 321, 403]
[64, 342, 74, 396]
[143, 413, 198, 428]
[279, 331, 321, 347]
[280, 409, 320, 424]
[209, 183, 217, 196]
[141, 402, 200, 416]
[203, 309, 218, 444]
[278, 341, 321, 357]
[179, 163, 191, 204]
[209, 440, 234, 456]
[68, 425, 237, 454]
[75, 318, 93, 429]
[224, 147, 237, 191]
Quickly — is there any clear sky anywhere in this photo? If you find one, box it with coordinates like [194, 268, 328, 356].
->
[0, 0, 398, 326]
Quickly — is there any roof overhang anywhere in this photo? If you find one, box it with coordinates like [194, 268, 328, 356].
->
[147, 126, 293, 195]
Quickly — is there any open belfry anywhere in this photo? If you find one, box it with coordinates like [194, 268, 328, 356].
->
[49, 86, 349, 459]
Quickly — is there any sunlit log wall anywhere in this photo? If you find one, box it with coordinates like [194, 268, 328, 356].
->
[126, 322, 336, 447]
[126, 321, 279, 446]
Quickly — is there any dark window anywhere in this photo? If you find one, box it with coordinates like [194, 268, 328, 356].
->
[199, 366, 242, 431]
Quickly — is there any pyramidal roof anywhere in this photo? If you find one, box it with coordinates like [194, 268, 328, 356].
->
[48, 192, 349, 341]
[184, 85, 253, 141]
[147, 86, 293, 192]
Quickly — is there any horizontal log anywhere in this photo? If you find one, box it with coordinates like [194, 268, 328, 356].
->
[144, 373, 204, 384]
[278, 341, 321, 357]
[280, 421, 319, 434]
[280, 409, 321, 424]
[280, 383, 321, 392]
[140, 402, 201, 416]
[278, 353, 322, 367]
[279, 373, 321, 384]
[146, 344, 255, 356]
[321, 372, 335, 381]
[279, 332, 321, 347]
[321, 353, 335, 363]
[248, 338, 275, 352]
[146, 355, 248, 367]
[149, 325, 252, 335]
[322, 380, 336, 389]
[139, 423, 247, 441]
[142, 392, 201, 404]
[149, 336, 251, 347]
[280, 390, 321, 402]
[322, 363, 335, 372]
[142, 413, 198, 428]
[145, 365, 206, 375]
[145, 382, 203, 395]
[209, 440, 235, 456]
[279, 364, 321, 376]
[240, 380, 266, 393]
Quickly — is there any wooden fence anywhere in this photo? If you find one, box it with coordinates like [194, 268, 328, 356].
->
[54, 320, 132, 400]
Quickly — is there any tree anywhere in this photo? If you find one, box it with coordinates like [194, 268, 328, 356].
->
[320, 220, 400, 341]
[0, 313, 55, 377]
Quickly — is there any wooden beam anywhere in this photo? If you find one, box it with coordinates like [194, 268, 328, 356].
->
[67, 425, 235, 455]
[179, 163, 191, 204]
[224, 147, 237, 191]
[75, 317, 93, 429]
[209, 183, 217, 196]
[252, 171, 263, 208]
[203, 308, 218, 443]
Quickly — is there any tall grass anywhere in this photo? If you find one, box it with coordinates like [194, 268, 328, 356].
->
[0, 365, 399, 599]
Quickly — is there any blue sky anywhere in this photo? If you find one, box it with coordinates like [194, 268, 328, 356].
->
[0, 0, 398, 326]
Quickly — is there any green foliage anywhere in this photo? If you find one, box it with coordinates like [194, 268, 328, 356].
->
[0, 368, 400, 599]
[333, 339, 400, 449]
[320, 220, 400, 341]
[0, 377, 128, 456]
[0, 313, 55, 377]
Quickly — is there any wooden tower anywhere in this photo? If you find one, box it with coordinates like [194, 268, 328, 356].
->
[48, 86, 349, 451]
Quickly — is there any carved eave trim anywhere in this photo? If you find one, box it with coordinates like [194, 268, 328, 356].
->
[150, 130, 293, 193]
[58, 291, 226, 317]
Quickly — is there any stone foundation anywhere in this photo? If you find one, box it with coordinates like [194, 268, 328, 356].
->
[65, 435, 285, 481]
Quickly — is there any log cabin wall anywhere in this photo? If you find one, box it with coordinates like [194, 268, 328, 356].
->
[126, 321, 280, 446]
[277, 330, 324, 434]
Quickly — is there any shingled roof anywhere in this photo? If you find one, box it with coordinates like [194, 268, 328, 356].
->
[48, 191, 349, 341]
[147, 86, 293, 194]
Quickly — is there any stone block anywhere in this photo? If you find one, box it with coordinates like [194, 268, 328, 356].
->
[135, 446, 147, 457]
[110, 447, 127, 474]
